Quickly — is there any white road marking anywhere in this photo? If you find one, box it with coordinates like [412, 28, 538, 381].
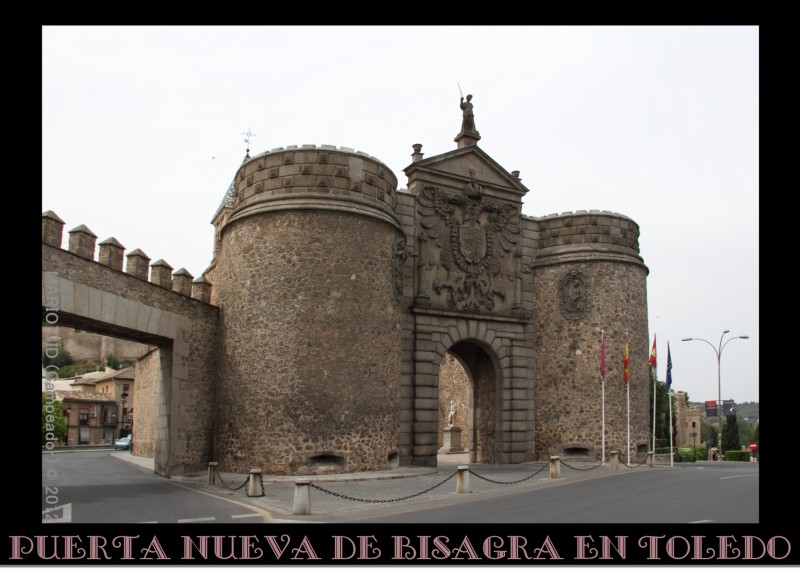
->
[689, 519, 714, 523]
[232, 513, 263, 519]
[720, 474, 757, 480]
[139, 521, 159, 523]
[177, 516, 216, 523]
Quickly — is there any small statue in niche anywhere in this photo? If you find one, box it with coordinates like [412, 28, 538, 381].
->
[447, 400, 457, 428]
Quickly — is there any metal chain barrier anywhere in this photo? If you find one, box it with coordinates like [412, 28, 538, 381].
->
[215, 468, 249, 491]
[619, 457, 647, 469]
[308, 471, 457, 504]
[559, 459, 605, 471]
[468, 463, 548, 485]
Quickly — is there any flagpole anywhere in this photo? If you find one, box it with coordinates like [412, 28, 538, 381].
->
[668, 388, 674, 467]
[626, 332, 630, 465]
[600, 330, 605, 465]
[627, 377, 630, 464]
[650, 335, 657, 454]
[651, 365, 657, 453]
[666, 342, 674, 468]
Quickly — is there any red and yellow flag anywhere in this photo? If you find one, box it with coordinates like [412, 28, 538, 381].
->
[623, 335, 629, 383]
[649, 334, 657, 369]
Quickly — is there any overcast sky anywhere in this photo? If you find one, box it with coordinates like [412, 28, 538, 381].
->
[42, 26, 759, 406]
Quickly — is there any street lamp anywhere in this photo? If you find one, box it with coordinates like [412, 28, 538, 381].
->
[681, 330, 749, 460]
[691, 431, 697, 463]
[120, 391, 128, 438]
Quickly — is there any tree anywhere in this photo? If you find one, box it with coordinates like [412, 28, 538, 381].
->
[721, 413, 740, 454]
[42, 349, 73, 369]
[42, 393, 66, 445]
[649, 378, 677, 445]
[700, 417, 719, 451]
[105, 353, 120, 370]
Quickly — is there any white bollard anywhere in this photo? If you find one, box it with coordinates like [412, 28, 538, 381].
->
[646, 451, 654, 468]
[293, 479, 311, 515]
[247, 468, 263, 497]
[456, 465, 470, 494]
[208, 462, 218, 485]
[549, 456, 561, 479]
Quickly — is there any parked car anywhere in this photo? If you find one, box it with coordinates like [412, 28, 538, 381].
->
[114, 436, 132, 450]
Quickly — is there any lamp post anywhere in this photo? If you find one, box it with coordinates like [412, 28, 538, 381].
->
[65, 408, 71, 447]
[681, 330, 749, 460]
[119, 391, 128, 438]
[691, 430, 697, 463]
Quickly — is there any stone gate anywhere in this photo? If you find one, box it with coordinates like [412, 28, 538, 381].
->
[42, 98, 652, 476]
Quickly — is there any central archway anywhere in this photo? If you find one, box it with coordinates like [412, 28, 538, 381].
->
[438, 340, 501, 464]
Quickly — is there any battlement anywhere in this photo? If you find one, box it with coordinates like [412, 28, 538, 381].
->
[525, 209, 642, 262]
[41, 211, 213, 303]
[220, 145, 401, 234]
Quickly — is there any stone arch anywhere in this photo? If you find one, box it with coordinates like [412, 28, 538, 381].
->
[409, 314, 534, 467]
[441, 338, 502, 463]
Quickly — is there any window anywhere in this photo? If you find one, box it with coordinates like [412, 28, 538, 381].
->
[79, 411, 89, 425]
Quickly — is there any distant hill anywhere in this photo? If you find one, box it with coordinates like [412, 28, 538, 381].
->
[689, 400, 759, 424]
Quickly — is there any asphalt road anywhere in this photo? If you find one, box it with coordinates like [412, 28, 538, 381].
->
[324, 462, 759, 523]
[41, 451, 268, 523]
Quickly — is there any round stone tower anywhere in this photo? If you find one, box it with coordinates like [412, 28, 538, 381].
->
[531, 210, 651, 461]
[213, 145, 405, 475]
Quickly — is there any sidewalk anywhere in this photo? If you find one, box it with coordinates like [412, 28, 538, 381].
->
[111, 451, 653, 522]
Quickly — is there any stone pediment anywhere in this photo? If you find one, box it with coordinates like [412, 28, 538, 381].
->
[404, 145, 528, 204]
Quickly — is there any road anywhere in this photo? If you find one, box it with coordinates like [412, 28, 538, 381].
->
[41, 451, 268, 523]
[323, 462, 759, 523]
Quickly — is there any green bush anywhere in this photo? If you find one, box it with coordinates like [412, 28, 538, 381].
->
[43, 349, 74, 368]
[105, 354, 120, 370]
[724, 450, 750, 462]
[57, 365, 75, 378]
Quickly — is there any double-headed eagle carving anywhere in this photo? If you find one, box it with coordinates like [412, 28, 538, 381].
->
[417, 175, 520, 311]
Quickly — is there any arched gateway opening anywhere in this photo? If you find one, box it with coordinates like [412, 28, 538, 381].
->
[437, 341, 500, 464]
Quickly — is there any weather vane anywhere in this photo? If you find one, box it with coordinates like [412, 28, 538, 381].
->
[243, 128, 256, 154]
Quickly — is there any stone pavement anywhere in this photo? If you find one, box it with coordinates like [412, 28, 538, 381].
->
[112, 451, 657, 523]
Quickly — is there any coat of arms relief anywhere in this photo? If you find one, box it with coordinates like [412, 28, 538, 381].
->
[417, 171, 521, 312]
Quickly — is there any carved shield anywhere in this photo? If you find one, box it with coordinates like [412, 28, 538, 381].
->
[459, 220, 487, 264]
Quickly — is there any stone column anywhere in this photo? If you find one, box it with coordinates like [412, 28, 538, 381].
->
[293, 479, 311, 515]
[247, 468, 263, 497]
[550, 456, 561, 479]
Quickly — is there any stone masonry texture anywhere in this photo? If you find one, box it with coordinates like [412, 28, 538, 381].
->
[41, 129, 653, 475]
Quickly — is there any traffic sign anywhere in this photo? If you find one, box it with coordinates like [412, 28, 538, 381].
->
[749, 441, 758, 451]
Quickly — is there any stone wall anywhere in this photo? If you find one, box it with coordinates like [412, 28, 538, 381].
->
[132, 347, 159, 458]
[41, 326, 150, 364]
[212, 146, 403, 475]
[531, 259, 650, 459]
[437, 353, 470, 448]
[42, 232, 219, 476]
[214, 211, 402, 474]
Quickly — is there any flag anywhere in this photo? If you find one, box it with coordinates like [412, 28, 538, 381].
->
[623, 335, 629, 383]
[649, 334, 657, 368]
[665, 343, 672, 390]
[600, 331, 605, 379]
